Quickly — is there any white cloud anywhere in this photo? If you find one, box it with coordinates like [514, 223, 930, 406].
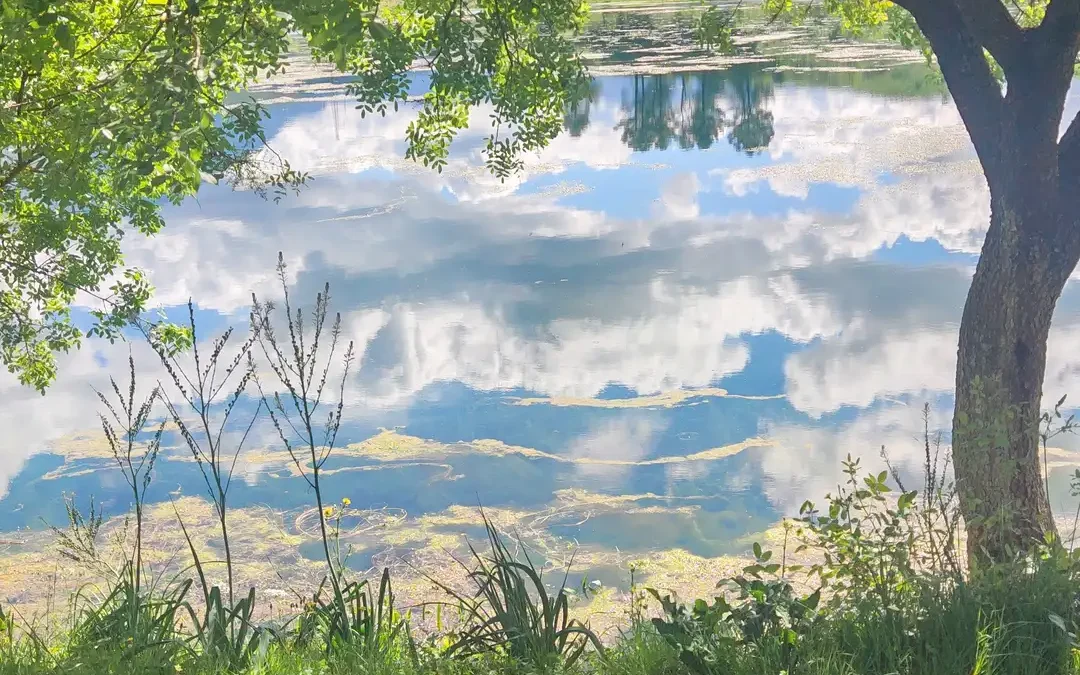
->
[654, 172, 701, 220]
[761, 401, 953, 514]
[566, 417, 668, 489]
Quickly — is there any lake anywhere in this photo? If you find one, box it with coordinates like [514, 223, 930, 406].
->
[4, 5, 1080, 623]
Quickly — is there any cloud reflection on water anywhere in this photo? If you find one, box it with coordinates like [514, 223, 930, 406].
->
[5, 60, 1080, 529]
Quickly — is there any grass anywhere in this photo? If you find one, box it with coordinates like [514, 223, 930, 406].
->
[3, 573, 1079, 675]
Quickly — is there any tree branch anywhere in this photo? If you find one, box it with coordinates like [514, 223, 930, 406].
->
[1047, 2, 1080, 186]
[900, 0, 1007, 170]
[952, 0, 1025, 74]
[1033, 0, 1080, 102]
[1041, 0, 1080, 36]
[1058, 111, 1080, 184]
[0, 155, 38, 190]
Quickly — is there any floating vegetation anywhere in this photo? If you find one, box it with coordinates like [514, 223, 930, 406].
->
[294, 505, 408, 539]
[334, 430, 770, 468]
[0, 487, 781, 634]
[39, 463, 106, 481]
[513, 387, 783, 408]
[0, 496, 320, 623]
[45, 430, 147, 462]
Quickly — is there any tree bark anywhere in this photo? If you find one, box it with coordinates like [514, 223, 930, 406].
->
[952, 191, 1069, 566]
[949, 51, 1080, 564]
[895, 0, 1080, 566]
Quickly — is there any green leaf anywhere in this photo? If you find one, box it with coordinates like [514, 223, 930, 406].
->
[369, 20, 392, 41]
[54, 22, 75, 54]
[1049, 613, 1068, 633]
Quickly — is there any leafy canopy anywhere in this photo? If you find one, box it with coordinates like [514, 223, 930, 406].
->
[0, 0, 588, 391]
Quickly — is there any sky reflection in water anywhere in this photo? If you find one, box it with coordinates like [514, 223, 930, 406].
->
[6, 18, 1080, 571]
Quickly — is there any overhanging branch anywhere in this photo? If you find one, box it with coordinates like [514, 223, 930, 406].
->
[1051, 2, 1080, 192]
[901, 0, 1007, 170]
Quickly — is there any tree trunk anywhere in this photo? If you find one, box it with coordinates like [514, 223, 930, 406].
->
[952, 188, 1071, 566]
[896, 0, 1080, 568]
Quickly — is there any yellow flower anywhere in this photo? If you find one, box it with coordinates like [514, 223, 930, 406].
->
[323, 506, 333, 518]
[342, 497, 351, 507]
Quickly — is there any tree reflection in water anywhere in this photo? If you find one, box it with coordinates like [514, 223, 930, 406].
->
[564, 65, 776, 154]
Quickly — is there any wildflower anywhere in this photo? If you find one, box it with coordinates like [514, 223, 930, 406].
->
[323, 506, 333, 518]
[342, 497, 351, 507]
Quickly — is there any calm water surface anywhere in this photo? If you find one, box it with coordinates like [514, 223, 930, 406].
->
[6, 8, 1080, 606]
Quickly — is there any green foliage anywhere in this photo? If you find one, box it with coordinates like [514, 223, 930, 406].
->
[177, 512, 274, 671]
[150, 300, 260, 608]
[694, 3, 736, 52]
[67, 564, 191, 675]
[0, 0, 298, 392]
[601, 621, 685, 675]
[648, 529, 820, 674]
[439, 515, 604, 670]
[285, 0, 590, 179]
[797, 456, 927, 613]
[9, 454, 1080, 675]
[16, 271, 1080, 674]
[295, 568, 413, 663]
[49, 494, 107, 570]
[1013, 0, 1049, 27]
[94, 354, 165, 589]
[251, 254, 367, 652]
[758, 0, 932, 76]
[0, 0, 588, 392]
[644, 428, 1080, 675]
